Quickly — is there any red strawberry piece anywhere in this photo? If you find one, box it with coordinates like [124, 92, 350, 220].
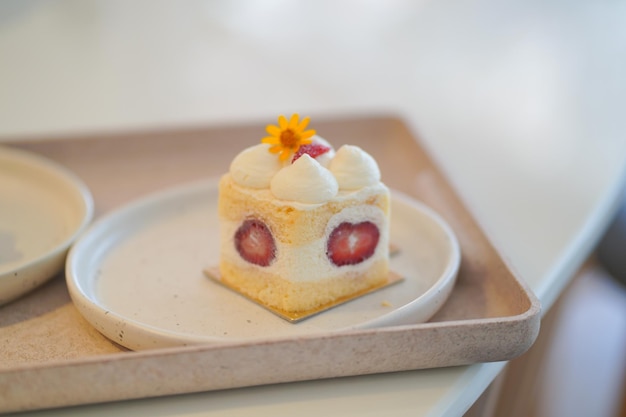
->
[326, 221, 380, 266]
[292, 142, 331, 163]
[235, 219, 276, 267]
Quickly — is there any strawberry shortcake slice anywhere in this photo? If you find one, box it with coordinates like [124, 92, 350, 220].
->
[214, 114, 392, 319]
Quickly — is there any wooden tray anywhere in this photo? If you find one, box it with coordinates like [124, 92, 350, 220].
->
[0, 115, 540, 413]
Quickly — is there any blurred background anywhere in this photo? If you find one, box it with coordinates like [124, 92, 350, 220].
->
[1, 1, 625, 416]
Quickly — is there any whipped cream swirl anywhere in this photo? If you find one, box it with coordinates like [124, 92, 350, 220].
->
[270, 154, 338, 203]
[328, 145, 381, 190]
[230, 144, 283, 189]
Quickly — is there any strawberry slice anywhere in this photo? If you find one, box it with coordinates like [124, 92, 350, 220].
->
[292, 142, 331, 163]
[235, 219, 276, 267]
[326, 221, 380, 266]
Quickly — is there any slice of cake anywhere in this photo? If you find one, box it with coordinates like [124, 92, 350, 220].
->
[216, 114, 392, 317]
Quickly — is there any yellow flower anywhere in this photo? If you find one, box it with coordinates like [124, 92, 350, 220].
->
[261, 114, 316, 161]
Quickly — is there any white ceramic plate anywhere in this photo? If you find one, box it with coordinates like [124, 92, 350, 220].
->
[0, 146, 93, 305]
[66, 180, 460, 350]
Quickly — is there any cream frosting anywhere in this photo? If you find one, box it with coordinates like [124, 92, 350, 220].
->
[270, 154, 338, 203]
[229, 144, 283, 189]
[228, 140, 383, 203]
[328, 145, 381, 190]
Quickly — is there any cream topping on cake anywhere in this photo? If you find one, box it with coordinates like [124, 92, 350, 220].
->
[230, 144, 283, 189]
[229, 141, 383, 205]
[328, 145, 381, 190]
[270, 154, 339, 203]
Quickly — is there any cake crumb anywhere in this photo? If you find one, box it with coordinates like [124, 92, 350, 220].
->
[381, 300, 392, 307]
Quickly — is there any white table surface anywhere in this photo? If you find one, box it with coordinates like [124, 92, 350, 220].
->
[1, 0, 625, 416]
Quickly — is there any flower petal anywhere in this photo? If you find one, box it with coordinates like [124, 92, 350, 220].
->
[262, 137, 280, 145]
[296, 116, 310, 132]
[279, 149, 291, 161]
[269, 145, 284, 154]
[288, 114, 300, 129]
[266, 125, 281, 136]
[278, 115, 288, 129]
[301, 129, 316, 140]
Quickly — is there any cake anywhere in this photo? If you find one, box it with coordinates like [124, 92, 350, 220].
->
[216, 114, 391, 316]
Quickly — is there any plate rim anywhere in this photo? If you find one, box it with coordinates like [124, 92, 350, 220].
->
[66, 179, 461, 348]
[0, 145, 94, 303]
